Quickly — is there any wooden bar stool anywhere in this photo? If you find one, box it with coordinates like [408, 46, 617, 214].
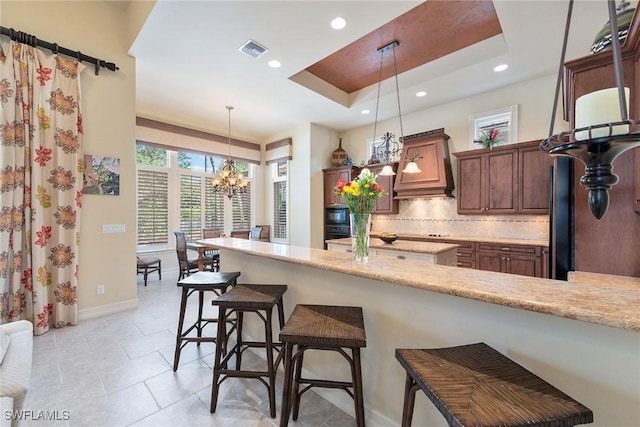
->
[173, 271, 241, 371]
[210, 284, 288, 418]
[279, 305, 366, 427]
[395, 342, 594, 427]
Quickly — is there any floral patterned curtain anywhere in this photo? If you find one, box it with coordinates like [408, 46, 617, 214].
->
[0, 41, 84, 335]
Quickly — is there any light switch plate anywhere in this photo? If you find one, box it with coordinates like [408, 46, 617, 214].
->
[102, 224, 126, 233]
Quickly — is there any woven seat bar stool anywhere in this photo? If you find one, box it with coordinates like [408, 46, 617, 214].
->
[395, 342, 594, 427]
[136, 256, 161, 286]
[173, 271, 241, 371]
[210, 284, 288, 418]
[279, 304, 366, 427]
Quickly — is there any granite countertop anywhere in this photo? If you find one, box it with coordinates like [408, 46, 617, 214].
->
[326, 237, 459, 254]
[201, 238, 640, 332]
[397, 233, 549, 247]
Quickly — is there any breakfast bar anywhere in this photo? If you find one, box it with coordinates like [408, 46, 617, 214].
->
[203, 238, 640, 427]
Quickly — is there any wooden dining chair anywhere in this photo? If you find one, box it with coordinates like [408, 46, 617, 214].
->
[249, 227, 263, 241]
[174, 231, 215, 280]
[202, 228, 221, 265]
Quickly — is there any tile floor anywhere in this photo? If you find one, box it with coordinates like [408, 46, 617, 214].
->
[20, 271, 356, 427]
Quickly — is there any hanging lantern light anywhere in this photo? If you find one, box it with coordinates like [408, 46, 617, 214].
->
[540, 0, 640, 219]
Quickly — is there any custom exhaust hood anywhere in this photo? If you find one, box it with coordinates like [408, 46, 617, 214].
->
[393, 128, 455, 199]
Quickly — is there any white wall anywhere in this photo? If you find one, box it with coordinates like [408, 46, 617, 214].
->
[1, 1, 142, 317]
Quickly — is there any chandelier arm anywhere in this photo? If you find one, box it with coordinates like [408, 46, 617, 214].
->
[608, 0, 629, 121]
[547, 0, 574, 139]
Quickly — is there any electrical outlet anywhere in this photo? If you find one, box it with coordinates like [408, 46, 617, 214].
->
[97, 285, 105, 295]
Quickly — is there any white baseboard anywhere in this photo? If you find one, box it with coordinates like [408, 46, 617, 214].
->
[78, 298, 138, 321]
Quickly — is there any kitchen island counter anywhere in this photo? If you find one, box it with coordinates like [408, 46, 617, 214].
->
[201, 238, 639, 427]
[326, 237, 459, 254]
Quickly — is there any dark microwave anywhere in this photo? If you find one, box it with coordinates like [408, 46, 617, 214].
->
[325, 207, 349, 225]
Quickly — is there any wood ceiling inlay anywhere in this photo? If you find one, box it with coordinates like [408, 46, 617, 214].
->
[305, 0, 503, 94]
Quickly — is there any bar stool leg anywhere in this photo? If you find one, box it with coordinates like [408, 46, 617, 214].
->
[401, 373, 418, 427]
[280, 342, 294, 427]
[235, 311, 244, 370]
[210, 306, 227, 413]
[197, 290, 204, 345]
[173, 287, 189, 371]
[291, 347, 305, 420]
[352, 347, 365, 427]
[265, 309, 276, 418]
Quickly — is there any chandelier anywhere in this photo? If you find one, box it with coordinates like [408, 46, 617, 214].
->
[540, 0, 640, 219]
[368, 41, 420, 176]
[211, 106, 249, 199]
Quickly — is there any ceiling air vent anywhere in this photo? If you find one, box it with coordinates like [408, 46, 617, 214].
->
[239, 40, 268, 59]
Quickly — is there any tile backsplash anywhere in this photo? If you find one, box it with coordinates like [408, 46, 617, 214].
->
[371, 198, 549, 241]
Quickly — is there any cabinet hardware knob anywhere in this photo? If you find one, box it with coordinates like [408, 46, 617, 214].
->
[397, 255, 406, 260]
[501, 247, 510, 251]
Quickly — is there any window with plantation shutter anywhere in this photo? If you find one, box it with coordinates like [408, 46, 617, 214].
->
[205, 178, 225, 231]
[179, 174, 202, 241]
[137, 169, 169, 245]
[270, 160, 288, 243]
[136, 143, 254, 249]
[273, 181, 287, 239]
[232, 183, 251, 230]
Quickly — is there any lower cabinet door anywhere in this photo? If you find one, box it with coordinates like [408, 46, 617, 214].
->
[476, 252, 504, 273]
[506, 254, 541, 277]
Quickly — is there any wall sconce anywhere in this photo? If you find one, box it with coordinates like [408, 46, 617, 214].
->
[540, 0, 640, 219]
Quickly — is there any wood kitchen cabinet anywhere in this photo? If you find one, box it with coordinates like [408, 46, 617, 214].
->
[476, 243, 542, 277]
[454, 140, 550, 215]
[455, 147, 517, 214]
[323, 165, 359, 207]
[368, 163, 399, 214]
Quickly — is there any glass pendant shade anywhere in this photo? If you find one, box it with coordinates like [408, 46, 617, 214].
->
[378, 164, 396, 176]
[402, 161, 421, 174]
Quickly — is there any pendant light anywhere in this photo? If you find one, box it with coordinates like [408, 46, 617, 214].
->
[369, 41, 415, 176]
[540, 0, 640, 219]
[211, 106, 249, 199]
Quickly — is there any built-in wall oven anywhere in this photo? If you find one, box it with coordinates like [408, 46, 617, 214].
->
[324, 207, 350, 245]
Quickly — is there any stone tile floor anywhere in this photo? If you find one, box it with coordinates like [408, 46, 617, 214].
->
[20, 271, 356, 427]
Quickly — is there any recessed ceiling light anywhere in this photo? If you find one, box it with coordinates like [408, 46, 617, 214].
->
[416, 91, 427, 97]
[361, 109, 370, 115]
[268, 60, 281, 68]
[494, 64, 508, 72]
[331, 17, 346, 30]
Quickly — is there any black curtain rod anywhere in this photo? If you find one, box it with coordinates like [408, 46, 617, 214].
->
[0, 25, 119, 75]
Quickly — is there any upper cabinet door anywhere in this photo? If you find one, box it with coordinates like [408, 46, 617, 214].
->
[369, 163, 399, 214]
[519, 142, 552, 213]
[323, 166, 359, 207]
[486, 149, 518, 213]
[457, 154, 485, 214]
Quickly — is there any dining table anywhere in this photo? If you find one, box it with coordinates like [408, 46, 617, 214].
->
[186, 241, 218, 271]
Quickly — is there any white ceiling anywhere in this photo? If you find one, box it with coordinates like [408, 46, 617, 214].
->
[129, 0, 625, 142]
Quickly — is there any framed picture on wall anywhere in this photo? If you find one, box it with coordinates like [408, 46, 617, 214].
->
[83, 155, 120, 195]
[469, 105, 518, 149]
